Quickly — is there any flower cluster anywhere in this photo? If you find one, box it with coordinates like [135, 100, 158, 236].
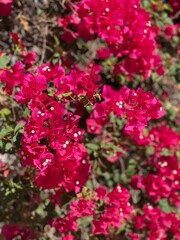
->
[1, 224, 34, 240]
[130, 204, 180, 240]
[132, 154, 180, 206]
[51, 184, 133, 237]
[21, 101, 90, 192]
[132, 123, 180, 156]
[58, 0, 163, 78]
[169, 0, 180, 15]
[164, 24, 180, 39]
[131, 121, 180, 206]
[0, 0, 179, 238]
[87, 85, 165, 135]
[0, 62, 102, 192]
[10, 32, 37, 69]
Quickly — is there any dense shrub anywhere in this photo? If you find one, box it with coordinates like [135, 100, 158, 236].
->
[0, 0, 180, 239]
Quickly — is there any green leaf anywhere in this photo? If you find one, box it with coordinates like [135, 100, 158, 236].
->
[12, 134, 18, 143]
[0, 55, 10, 68]
[0, 140, 3, 150]
[115, 222, 126, 235]
[62, 92, 72, 97]
[86, 180, 94, 190]
[109, 113, 116, 122]
[5, 142, 13, 151]
[164, 3, 172, 11]
[35, 204, 48, 217]
[120, 173, 128, 184]
[177, 151, 180, 161]
[23, 107, 30, 117]
[54, 35, 60, 46]
[1, 108, 11, 118]
[160, 148, 172, 156]
[126, 165, 136, 178]
[14, 123, 24, 133]
[146, 146, 155, 156]
[0, 126, 14, 139]
[167, 106, 177, 121]
[5, 189, 13, 196]
[77, 216, 93, 228]
[159, 199, 172, 213]
[114, 145, 125, 153]
[85, 105, 93, 114]
[86, 143, 99, 154]
[5, 180, 22, 189]
[173, 36, 180, 44]
[125, 159, 137, 177]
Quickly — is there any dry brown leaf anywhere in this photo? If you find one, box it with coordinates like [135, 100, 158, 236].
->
[18, 15, 29, 31]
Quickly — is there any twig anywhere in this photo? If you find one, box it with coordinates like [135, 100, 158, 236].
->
[171, 10, 180, 20]
[40, 25, 48, 64]
[119, 157, 125, 174]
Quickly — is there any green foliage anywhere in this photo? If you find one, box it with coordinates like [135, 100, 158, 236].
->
[125, 159, 137, 178]
[159, 199, 173, 213]
[0, 55, 10, 68]
[1, 108, 11, 119]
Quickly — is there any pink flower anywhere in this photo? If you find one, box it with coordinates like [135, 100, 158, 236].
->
[95, 186, 107, 200]
[51, 185, 133, 236]
[132, 205, 180, 239]
[1, 224, 34, 240]
[0, 0, 13, 16]
[0, 63, 93, 193]
[131, 155, 180, 205]
[97, 48, 111, 59]
[0, 61, 24, 94]
[131, 175, 145, 190]
[164, 25, 175, 39]
[69, 199, 96, 218]
[169, 0, 180, 15]
[87, 85, 165, 135]
[132, 123, 180, 156]
[15, 74, 47, 104]
[51, 216, 78, 234]
[92, 184, 133, 235]
[21, 51, 37, 69]
[11, 32, 25, 50]
[57, 0, 163, 77]
[128, 233, 140, 240]
[62, 234, 75, 240]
